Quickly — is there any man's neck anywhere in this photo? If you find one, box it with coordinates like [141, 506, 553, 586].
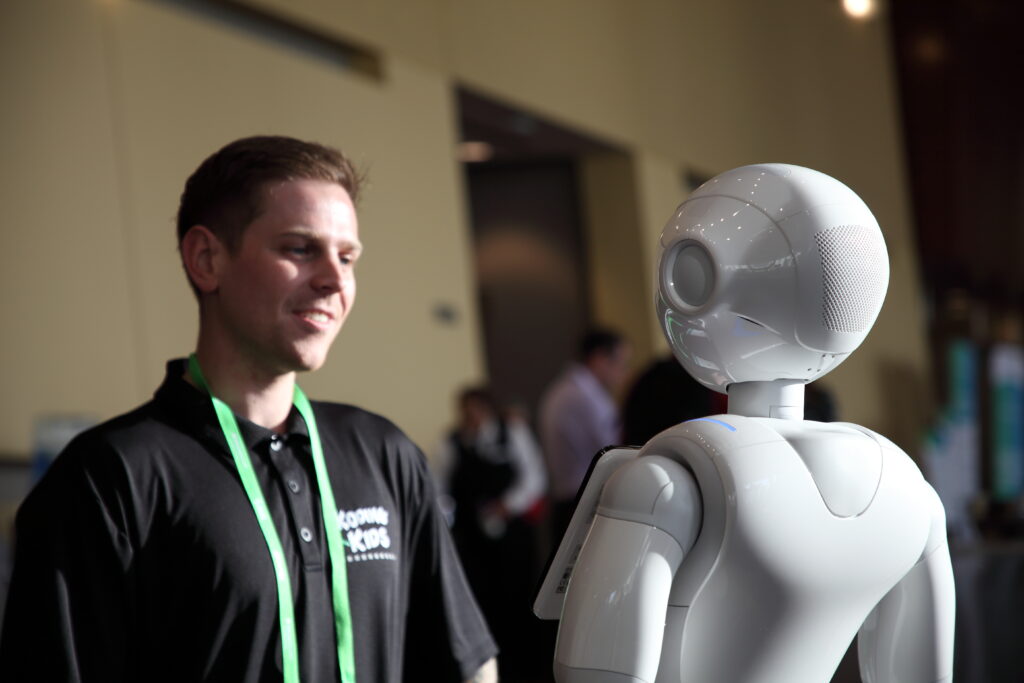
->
[188, 340, 296, 433]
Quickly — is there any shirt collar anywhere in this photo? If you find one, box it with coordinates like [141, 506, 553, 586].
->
[154, 358, 310, 455]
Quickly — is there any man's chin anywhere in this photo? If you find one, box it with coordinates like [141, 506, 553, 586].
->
[273, 338, 336, 376]
[287, 355, 326, 374]
[291, 347, 332, 374]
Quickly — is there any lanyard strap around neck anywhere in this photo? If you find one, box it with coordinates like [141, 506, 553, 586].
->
[188, 354, 356, 683]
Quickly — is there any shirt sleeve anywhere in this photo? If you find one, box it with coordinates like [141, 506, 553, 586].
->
[401, 444, 497, 682]
[500, 421, 547, 516]
[548, 394, 619, 499]
[430, 435, 457, 498]
[0, 437, 136, 683]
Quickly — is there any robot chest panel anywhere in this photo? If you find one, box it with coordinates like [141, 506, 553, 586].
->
[710, 439, 929, 591]
[661, 418, 932, 597]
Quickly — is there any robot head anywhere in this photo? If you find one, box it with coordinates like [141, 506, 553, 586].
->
[656, 164, 889, 393]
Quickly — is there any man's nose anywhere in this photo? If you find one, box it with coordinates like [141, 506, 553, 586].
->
[311, 254, 345, 292]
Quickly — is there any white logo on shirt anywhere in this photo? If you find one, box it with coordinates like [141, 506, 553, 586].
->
[337, 506, 396, 562]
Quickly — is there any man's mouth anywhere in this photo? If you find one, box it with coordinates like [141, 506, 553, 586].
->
[297, 309, 333, 324]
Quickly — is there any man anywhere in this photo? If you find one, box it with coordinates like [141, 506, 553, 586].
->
[538, 329, 631, 538]
[0, 136, 497, 683]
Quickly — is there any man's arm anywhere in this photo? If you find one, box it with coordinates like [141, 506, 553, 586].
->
[0, 446, 135, 682]
[499, 421, 547, 516]
[401, 442, 499, 682]
[464, 656, 498, 683]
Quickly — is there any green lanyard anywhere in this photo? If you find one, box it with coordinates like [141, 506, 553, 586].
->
[188, 354, 356, 683]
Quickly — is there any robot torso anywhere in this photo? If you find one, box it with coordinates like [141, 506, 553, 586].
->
[645, 416, 941, 682]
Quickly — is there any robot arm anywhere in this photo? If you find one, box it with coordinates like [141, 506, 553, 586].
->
[555, 455, 701, 683]
[857, 486, 955, 683]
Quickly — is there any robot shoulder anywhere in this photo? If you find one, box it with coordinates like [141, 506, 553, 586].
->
[598, 454, 702, 553]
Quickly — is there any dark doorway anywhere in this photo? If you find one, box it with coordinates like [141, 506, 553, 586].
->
[456, 88, 629, 683]
[464, 161, 588, 420]
[457, 88, 622, 423]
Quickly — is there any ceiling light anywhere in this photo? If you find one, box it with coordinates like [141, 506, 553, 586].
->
[843, 0, 878, 20]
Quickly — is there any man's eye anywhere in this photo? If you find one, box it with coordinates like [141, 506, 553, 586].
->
[286, 245, 312, 257]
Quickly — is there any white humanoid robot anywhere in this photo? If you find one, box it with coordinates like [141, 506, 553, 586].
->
[534, 164, 955, 683]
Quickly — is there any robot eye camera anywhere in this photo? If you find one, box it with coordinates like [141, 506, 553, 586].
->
[657, 163, 890, 393]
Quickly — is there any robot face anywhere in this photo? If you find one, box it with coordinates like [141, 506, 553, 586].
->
[656, 164, 889, 393]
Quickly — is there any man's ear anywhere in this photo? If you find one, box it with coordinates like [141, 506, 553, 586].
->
[181, 225, 226, 294]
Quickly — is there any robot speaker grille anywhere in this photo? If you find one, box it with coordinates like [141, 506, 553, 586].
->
[815, 225, 887, 333]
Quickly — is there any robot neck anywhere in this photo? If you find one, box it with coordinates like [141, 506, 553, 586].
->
[727, 380, 805, 419]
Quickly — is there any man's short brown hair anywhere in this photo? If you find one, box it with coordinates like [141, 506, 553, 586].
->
[177, 135, 363, 254]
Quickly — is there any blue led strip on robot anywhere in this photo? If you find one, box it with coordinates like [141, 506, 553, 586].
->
[188, 354, 356, 683]
[686, 417, 737, 432]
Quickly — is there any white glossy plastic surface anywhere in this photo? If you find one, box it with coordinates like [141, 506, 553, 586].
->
[728, 379, 805, 419]
[596, 455, 702, 550]
[534, 447, 640, 621]
[556, 517, 684, 682]
[858, 481, 955, 683]
[771, 420, 883, 517]
[656, 164, 889, 393]
[551, 417, 954, 683]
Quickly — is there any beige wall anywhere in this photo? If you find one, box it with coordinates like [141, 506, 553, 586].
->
[0, 0, 139, 452]
[1, 0, 484, 454]
[0, 0, 930, 456]
[578, 151, 656, 377]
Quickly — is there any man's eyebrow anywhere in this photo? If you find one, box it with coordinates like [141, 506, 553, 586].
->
[281, 227, 321, 238]
[280, 228, 363, 251]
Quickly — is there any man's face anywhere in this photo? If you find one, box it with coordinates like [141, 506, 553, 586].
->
[209, 178, 361, 376]
[459, 396, 494, 434]
[592, 343, 632, 394]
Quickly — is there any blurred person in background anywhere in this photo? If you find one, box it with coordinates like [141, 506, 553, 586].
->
[539, 328, 631, 540]
[434, 386, 547, 683]
[621, 354, 719, 446]
[621, 355, 834, 446]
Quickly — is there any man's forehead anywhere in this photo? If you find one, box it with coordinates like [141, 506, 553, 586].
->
[258, 177, 354, 206]
[249, 178, 357, 226]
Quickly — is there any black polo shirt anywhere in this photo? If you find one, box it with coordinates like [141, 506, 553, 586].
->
[0, 360, 496, 683]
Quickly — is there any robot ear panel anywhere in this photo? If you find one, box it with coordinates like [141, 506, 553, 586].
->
[663, 240, 715, 311]
[813, 224, 888, 334]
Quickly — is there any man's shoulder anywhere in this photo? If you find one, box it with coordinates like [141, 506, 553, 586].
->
[57, 397, 161, 456]
[542, 367, 598, 412]
[310, 401, 420, 451]
[310, 402, 434, 502]
[310, 400, 398, 432]
[18, 401, 172, 523]
[65, 399, 182, 457]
